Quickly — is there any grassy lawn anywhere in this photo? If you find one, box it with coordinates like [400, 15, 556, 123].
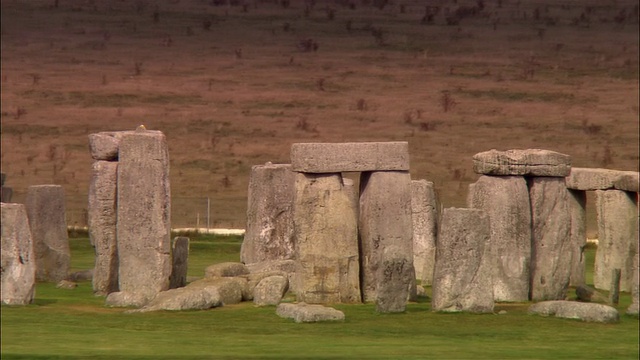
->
[1, 236, 638, 359]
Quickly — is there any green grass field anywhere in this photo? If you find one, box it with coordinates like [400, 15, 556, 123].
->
[1, 236, 638, 359]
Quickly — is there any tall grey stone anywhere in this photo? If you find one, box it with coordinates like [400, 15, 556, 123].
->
[115, 130, 172, 304]
[376, 245, 415, 313]
[411, 180, 438, 285]
[627, 213, 639, 315]
[26, 185, 70, 282]
[594, 190, 637, 292]
[89, 161, 119, 295]
[467, 175, 531, 302]
[169, 237, 189, 289]
[431, 208, 494, 313]
[568, 190, 587, 287]
[241, 163, 295, 264]
[359, 171, 415, 304]
[529, 177, 572, 301]
[1, 203, 36, 305]
[293, 172, 360, 304]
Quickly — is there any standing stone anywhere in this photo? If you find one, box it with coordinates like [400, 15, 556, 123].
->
[568, 190, 587, 287]
[114, 130, 172, 304]
[431, 208, 494, 313]
[467, 175, 531, 302]
[1, 203, 36, 305]
[293, 173, 360, 304]
[26, 185, 70, 282]
[359, 171, 415, 303]
[169, 237, 189, 289]
[89, 161, 119, 295]
[376, 245, 415, 313]
[627, 213, 639, 315]
[609, 269, 621, 305]
[241, 163, 295, 264]
[594, 190, 637, 292]
[411, 180, 438, 285]
[529, 177, 572, 301]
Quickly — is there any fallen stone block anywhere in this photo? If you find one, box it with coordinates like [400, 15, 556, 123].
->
[528, 301, 619, 323]
[67, 269, 94, 282]
[253, 275, 288, 306]
[131, 286, 222, 313]
[575, 285, 609, 304]
[205, 262, 250, 278]
[105, 291, 153, 308]
[291, 142, 409, 173]
[472, 149, 571, 177]
[56, 280, 78, 289]
[276, 303, 345, 323]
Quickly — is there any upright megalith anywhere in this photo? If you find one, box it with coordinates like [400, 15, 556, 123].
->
[594, 190, 637, 292]
[627, 214, 639, 316]
[169, 237, 189, 289]
[411, 180, 438, 285]
[1, 172, 12, 203]
[529, 177, 572, 301]
[376, 245, 415, 313]
[293, 172, 360, 304]
[89, 161, 119, 296]
[359, 171, 415, 304]
[111, 130, 172, 305]
[467, 175, 531, 302]
[241, 163, 295, 264]
[26, 185, 70, 282]
[432, 208, 494, 313]
[1, 203, 36, 305]
[568, 190, 587, 287]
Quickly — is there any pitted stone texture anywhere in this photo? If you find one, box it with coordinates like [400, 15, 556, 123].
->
[359, 171, 414, 304]
[411, 180, 438, 285]
[1, 203, 36, 305]
[376, 245, 416, 313]
[594, 190, 637, 292]
[472, 149, 571, 177]
[568, 190, 587, 287]
[291, 142, 409, 173]
[89, 161, 119, 295]
[253, 275, 288, 306]
[565, 167, 639, 192]
[467, 175, 531, 302]
[241, 270, 288, 301]
[88, 131, 134, 161]
[528, 301, 619, 323]
[293, 173, 360, 304]
[241, 163, 295, 264]
[105, 291, 152, 308]
[169, 237, 189, 289]
[431, 208, 494, 313]
[26, 185, 70, 282]
[116, 131, 172, 303]
[205, 262, 249, 278]
[246, 259, 296, 294]
[627, 216, 639, 316]
[276, 303, 345, 323]
[529, 177, 572, 301]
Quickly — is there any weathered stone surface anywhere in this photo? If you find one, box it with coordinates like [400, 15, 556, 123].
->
[253, 275, 288, 306]
[565, 167, 639, 192]
[276, 303, 345, 323]
[89, 161, 119, 295]
[1, 187, 12, 203]
[205, 262, 249, 278]
[291, 142, 410, 173]
[411, 180, 438, 285]
[88, 131, 128, 161]
[575, 285, 608, 304]
[56, 280, 77, 289]
[568, 190, 586, 287]
[242, 270, 288, 301]
[0, 172, 5, 186]
[1, 203, 36, 305]
[594, 190, 637, 291]
[241, 163, 295, 264]
[246, 259, 296, 294]
[26, 185, 70, 282]
[376, 245, 416, 313]
[467, 175, 531, 302]
[528, 301, 619, 323]
[116, 131, 172, 303]
[431, 208, 494, 313]
[529, 177, 572, 301]
[169, 237, 189, 289]
[472, 149, 571, 177]
[359, 171, 414, 304]
[627, 214, 639, 316]
[105, 291, 152, 308]
[294, 173, 360, 304]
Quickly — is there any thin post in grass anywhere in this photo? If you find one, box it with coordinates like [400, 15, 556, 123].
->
[609, 268, 621, 304]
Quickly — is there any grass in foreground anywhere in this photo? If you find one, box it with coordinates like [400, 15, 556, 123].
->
[1, 236, 638, 359]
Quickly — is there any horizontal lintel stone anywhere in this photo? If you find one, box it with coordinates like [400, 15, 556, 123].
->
[472, 149, 571, 177]
[566, 167, 639, 192]
[291, 142, 410, 173]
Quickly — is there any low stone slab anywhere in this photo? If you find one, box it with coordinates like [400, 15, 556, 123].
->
[242, 270, 289, 301]
[246, 259, 296, 294]
[105, 291, 153, 308]
[472, 149, 571, 177]
[1, 203, 36, 305]
[291, 142, 409, 173]
[276, 303, 345, 323]
[68, 269, 93, 282]
[205, 262, 249, 278]
[566, 168, 640, 192]
[528, 301, 619, 323]
[253, 275, 288, 306]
